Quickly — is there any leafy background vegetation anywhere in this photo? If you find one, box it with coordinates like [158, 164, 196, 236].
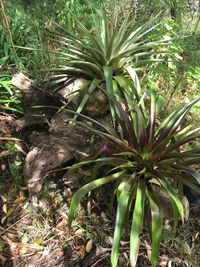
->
[0, 0, 200, 266]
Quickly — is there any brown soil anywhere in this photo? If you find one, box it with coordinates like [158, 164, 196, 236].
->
[0, 114, 16, 135]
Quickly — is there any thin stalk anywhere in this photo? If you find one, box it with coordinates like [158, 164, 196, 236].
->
[0, 0, 20, 68]
[164, 73, 184, 113]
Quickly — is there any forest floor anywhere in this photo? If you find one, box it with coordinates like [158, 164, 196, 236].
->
[0, 91, 200, 267]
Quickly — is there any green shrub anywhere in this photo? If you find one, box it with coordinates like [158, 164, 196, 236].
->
[0, 0, 54, 72]
[0, 57, 23, 114]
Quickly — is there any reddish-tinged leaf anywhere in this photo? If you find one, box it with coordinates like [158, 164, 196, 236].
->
[148, 88, 156, 146]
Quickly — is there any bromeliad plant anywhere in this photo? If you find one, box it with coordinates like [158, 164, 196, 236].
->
[67, 88, 200, 267]
[43, 7, 171, 118]
[48, 9, 167, 79]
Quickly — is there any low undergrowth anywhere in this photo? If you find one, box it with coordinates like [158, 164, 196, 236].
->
[0, 171, 199, 266]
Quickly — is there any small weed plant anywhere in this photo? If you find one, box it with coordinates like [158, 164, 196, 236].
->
[0, 57, 23, 114]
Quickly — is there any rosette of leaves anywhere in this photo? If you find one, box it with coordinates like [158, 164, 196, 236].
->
[67, 88, 200, 267]
[44, 7, 170, 118]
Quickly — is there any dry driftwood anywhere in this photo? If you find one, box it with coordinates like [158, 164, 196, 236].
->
[10, 73, 108, 132]
[24, 120, 92, 205]
[11, 73, 109, 206]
